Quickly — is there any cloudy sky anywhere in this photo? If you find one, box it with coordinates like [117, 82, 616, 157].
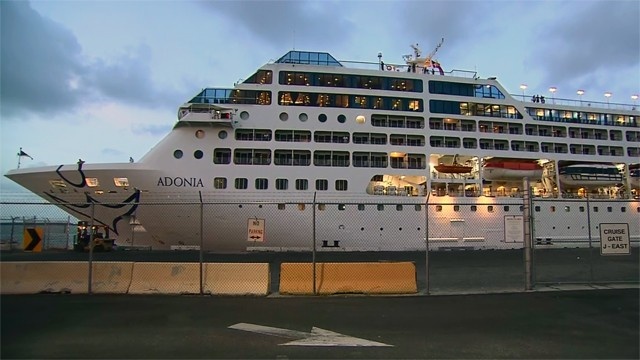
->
[1, 0, 639, 196]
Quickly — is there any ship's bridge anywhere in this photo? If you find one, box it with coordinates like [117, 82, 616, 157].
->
[275, 50, 343, 67]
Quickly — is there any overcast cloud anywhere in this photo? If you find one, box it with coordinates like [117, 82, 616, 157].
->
[0, 1, 182, 120]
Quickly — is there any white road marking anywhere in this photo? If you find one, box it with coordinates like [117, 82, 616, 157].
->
[229, 322, 393, 347]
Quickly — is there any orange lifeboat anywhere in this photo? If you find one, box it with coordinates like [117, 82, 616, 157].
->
[434, 164, 473, 173]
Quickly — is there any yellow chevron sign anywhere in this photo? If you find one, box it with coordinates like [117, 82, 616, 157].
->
[23, 227, 43, 252]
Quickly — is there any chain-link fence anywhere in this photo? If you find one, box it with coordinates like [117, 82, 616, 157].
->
[532, 198, 640, 286]
[1, 195, 638, 295]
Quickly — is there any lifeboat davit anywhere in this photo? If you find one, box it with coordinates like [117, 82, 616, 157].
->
[483, 160, 543, 180]
[629, 164, 640, 189]
[559, 163, 623, 187]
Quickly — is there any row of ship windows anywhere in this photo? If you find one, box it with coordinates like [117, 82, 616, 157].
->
[176, 145, 640, 165]
[247, 69, 506, 100]
[227, 126, 640, 145]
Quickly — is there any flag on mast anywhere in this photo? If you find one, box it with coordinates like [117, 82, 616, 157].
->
[18, 148, 33, 160]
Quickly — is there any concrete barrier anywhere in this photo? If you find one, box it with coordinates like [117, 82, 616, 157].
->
[1, 261, 88, 294]
[91, 262, 134, 294]
[204, 263, 269, 295]
[129, 262, 201, 294]
[279, 262, 417, 295]
[1, 261, 134, 294]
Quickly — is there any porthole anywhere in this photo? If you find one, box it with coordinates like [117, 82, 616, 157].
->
[173, 150, 183, 159]
[299, 113, 308, 122]
[240, 111, 249, 120]
[195, 130, 205, 139]
[218, 130, 228, 139]
[279, 112, 289, 121]
[356, 115, 366, 124]
[337, 114, 346, 123]
[318, 114, 327, 122]
[194, 150, 203, 159]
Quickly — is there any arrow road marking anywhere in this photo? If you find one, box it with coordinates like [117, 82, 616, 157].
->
[229, 322, 392, 347]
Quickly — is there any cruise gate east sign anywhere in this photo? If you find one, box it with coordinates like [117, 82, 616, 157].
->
[599, 223, 630, 256]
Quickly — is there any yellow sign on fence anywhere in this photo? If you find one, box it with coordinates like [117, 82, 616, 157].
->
[23, 227, 43, 252]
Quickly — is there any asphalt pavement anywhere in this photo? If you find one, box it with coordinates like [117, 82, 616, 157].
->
[1, 289, 638, 359]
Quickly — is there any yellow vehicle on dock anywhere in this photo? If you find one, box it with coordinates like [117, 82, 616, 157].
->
[73, 221, 115, 252]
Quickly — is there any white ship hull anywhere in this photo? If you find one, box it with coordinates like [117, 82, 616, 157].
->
[5, 47, 640, 251]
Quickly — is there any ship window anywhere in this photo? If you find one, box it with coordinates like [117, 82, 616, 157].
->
[607, 206, 612, 212]
[85, 178, 99, 187]
[276, 178, 288, 190]
[113, 178, 129, 187]
[453, 205, 460, 212]
[194, 150, 203, 159]
[579, 206, 585, 212]
[621, 207, 626, 213]
[550, 206, 555, 212]
[318, 204, 326, 211]
[415, 205, 421, 211]
[335, 179, 348, 191]
[298, 204, 306, 211]
[214, 148, 231, 164]
[299, 113, 308, 122]
[255, 178, 268, 190]
[471, 205, 477, 212]
[534, 206, 540, 212]
[49, 180, 67, 188]
[213, 177, 227, 189]
[235, 178, 248, 189]
[378, 204, 384, 211]
[337, 114, 346, 123]
[318, 114, 327, 122]
[487, 206, 494, 213]
[564, 206, 570, 212]
[504, 206, 509, 212]
[316, 179, 328, 191]
[218, 131, 227, 139]
[358, 204, 365, 211]
[396, 205, 403, 211]
[279, 112, 288, 121]
[435, 205, 442, 212]
[278, 204, 286, 210]
[195, 130, 205, 139]
[173, 150, 183, 159]
[593, 206, 599, 212]
[338, 204, 346, 210]
[295, 179, 308, 190]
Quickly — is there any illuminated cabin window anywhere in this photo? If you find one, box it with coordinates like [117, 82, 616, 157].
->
[94, 190, 104, 195]
[298, 204, 305, 211]
[114, 178, 129, 187]
[435, 205, 442, 212]
[85, 178, 99, 187]
[49, 179, 67, 188]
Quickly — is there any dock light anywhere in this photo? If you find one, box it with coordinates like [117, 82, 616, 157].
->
[519, 84, 527, 101]
[632, 94, 638, 108]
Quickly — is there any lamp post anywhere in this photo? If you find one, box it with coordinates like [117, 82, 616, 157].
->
[378, 52, 382, 70]
[604, 92, 612, 108]
[520, 84, 527, 102]
[632, 94, 638, 109]
[577, 89, 584, 106]
[549, 87, 557, 104]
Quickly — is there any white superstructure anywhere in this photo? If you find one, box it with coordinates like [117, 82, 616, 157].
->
[6, 44, 640, 251]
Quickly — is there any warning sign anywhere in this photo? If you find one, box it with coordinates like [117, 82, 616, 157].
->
[23, 227, 43, 252]
[599, 223, 630, 256]
[247, 219, 265, 242]
[504, 215, 524, 243]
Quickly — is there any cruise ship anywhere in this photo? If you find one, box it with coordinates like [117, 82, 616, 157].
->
[6, 43, 640, 251]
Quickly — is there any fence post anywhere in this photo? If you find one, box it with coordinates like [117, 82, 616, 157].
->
[424, 194, 430, 295]
[312, 192, 317, 296]
[88, 203, 95, 294]
[586, 194, 594, 284]
[523, 178, 533, 291]
[199, 191, 204, 295]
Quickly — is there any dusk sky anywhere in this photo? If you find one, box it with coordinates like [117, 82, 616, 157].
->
[1, 0, 639, 196]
